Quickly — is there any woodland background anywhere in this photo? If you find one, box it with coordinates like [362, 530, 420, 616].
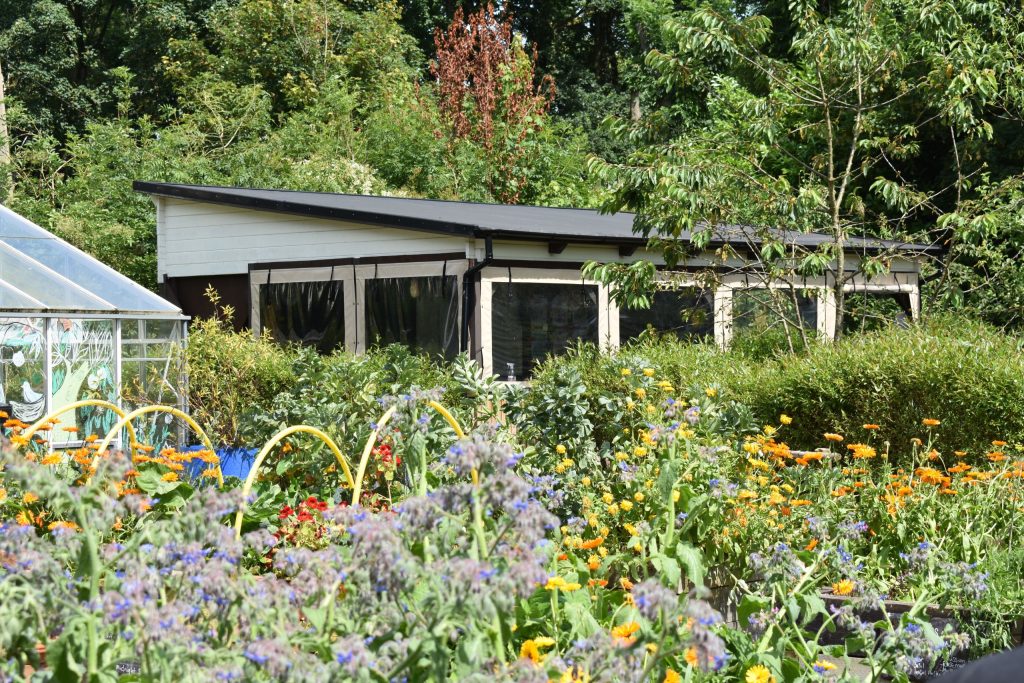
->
[1, 0, 1023, 327]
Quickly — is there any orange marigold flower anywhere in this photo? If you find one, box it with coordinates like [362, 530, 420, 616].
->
[684, 647, 699, 668]
[832, 579, 856, 596]
[993, 440, 1008, 447]
[848, 444, 877, 459]
[940, 488, 958, 495]
[948, 463, 971, 474]
[824, 433, 844, 442]
[85, 434, 99, 443]
[611, 621, 640, 645]
[896, 486, 914, 496]
[580, 536, 604, 550]
[988, 452, 1007, 462]
[805, 538, 819, 551]
[832, 486, 853, 497]
[620, 577, 634, 591]
[954, 450, 967, 457]
[863, 424, 880, 430]
[922, 418, 941, 427]
[160, 472, 178, 482]
[790, 499, 812, 507]
[40, 454, 61, 466]
[47, 520, 80, 532]
[21, 492, 39, 505]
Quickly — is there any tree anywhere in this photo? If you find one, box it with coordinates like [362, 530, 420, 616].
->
[431, 4, 556, 203]
[0, 57, 10, 202]
[592, 0, 1024, 337]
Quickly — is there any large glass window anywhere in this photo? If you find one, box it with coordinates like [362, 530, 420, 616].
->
[842, 291, 913, 334]
[260, 280, 345, 354]
[492, 282, 599, 380]
[619, 288, 714, 342]
[122, 319, 185, 448]
[365, 276, 458, 358]
[49, 319, 118, 446]
[0, 317, 45, 424]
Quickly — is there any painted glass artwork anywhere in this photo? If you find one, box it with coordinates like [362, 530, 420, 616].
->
[49, 319, 117, 446]
[0, 317, 46, 423]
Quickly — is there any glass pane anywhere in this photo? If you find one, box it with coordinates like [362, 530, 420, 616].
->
[364, 276, 458, 358]
[733, 289, 818, 332]
[122, 319, 141, 340]
[0, 236, 179, 314]
[260, 280, 346, 354]
[0, 318, 46, 424]
[122, 356, 184, 449]
[491, 282, 599, 380]
[49, 319, 118, 446]
[0, 241, 114, 311]
[0, 204, 54, 239]
[620, 288, 714, 342]
[145, 319, 180, 340]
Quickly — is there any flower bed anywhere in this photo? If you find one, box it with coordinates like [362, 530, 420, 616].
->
[2, 367, 1024, 681]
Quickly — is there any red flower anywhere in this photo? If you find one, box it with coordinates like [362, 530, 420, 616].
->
[296, 510, 313, 523]
[303, 496, 328, 512]
[278, 505, 294, 520]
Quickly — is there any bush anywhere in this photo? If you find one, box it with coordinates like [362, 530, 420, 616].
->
[529, 317, 1024, 457]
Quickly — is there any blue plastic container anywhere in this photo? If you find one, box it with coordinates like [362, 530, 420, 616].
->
[183, 445, 258, 481]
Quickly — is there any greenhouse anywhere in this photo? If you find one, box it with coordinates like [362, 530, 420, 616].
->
[0, 204, 186, 448]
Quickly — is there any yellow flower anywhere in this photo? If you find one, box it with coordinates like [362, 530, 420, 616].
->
[15, 511, 32, 526]
[763, 425, 777, 437]
[602, 492, 615, 504]
[684, 647, 698, 668]
[633, 446, 647, 457]
[663, 670, 682, 683]
[0, 488, 5, 502]
[556, 444, 567, 455]
[745, 664, 775, 683]
[21, 492, 39, 505]
[607, 503, 620, 515]
[581, 476, 591, 487]
[545, 576, 581, 592]
[743, 442, 761, 455]
[824, 433, 844, 442]
[635, 388, 647, 399]
[780, 414, 793, 425]
[767, 491, 786, 506]
[615, 451, 629, 461]
[737, 489, 757, 500]
[705, 387, 717, 397]
[620, 500, 633, 512]
[922, 418, 941, 427]
[519, 636, 556, 663]
[47, 520, 80, 533]
[560, 665, 591, 683]
[620, 368, 632, 377]
[832, 579, 855, 596]
[813, 660, 837, 672]
[41, 454, 61, 466]
[161, 472, 179, 482]
[642, 368, 655, 377]
[611, 621, 640, 644]
[633, 492, 644, 503]
[672, 490, 680, 503]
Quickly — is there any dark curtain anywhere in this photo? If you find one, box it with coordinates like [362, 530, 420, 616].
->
[364, 276, 459, 358]
[259, 280, 345, 354]
[491, 282, 599, 381]
[619, 288, 714, 342]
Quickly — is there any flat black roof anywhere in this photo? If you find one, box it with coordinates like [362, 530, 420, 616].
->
[134, 181, 939, 254]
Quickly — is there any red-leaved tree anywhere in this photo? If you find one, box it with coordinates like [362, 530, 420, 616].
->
[431, 4, 555, 203]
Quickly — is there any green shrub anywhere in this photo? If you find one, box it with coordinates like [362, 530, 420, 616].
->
[528, 317, 1024, 457]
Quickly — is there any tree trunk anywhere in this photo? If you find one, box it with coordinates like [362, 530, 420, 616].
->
[0, 58, 11, 204]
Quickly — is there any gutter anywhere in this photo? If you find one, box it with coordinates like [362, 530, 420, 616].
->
[460, 234, 493, 353]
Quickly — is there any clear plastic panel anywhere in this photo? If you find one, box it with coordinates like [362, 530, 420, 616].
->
[0, 278, 46, 309]
[0, 317, 46, 424]
[1, 236, 179, 314]
[0, 241, 115, 311]
[0, 204, 56, 239]
[49, 318, 118, 446]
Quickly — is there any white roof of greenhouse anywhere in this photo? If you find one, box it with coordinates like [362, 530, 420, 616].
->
[0, 204, 183, 317]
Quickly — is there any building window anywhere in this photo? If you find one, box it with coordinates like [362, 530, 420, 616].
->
[491, 282, 599, 380]
[364, 276, 459, 358]
[619, 288, 714, 342]
[842, 291, 913, 334]
[259, 280, 345, 354]
[732, 288, 819, 349]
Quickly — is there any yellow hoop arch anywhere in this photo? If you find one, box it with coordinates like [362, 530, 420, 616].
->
[232, 425, 355, 537]
[96, 405, 223, 488]
[19, 399, 141, 452]
[351, 400, 468, 503]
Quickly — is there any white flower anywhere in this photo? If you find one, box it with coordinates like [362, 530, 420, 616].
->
[11, 351, 24, 367]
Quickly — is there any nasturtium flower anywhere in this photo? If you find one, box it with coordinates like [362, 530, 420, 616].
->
[745, 664, 775, 683]
[832, 579, 855, 596]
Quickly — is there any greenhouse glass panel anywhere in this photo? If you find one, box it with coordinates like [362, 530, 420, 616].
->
[491, 282, 599, 380]
[0, 241, 114, 311]
[0, 317, 46, 424]
[619, 288, 714, 342]
[122, 320, 185, 448]
[3, 236, 177, 313]
[0, 280, 46, 310]
[49, 319, 118, 446]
